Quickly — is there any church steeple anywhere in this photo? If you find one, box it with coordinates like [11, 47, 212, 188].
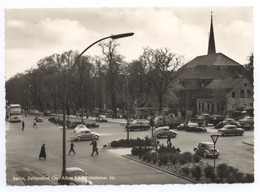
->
[207, 12, 216, 55]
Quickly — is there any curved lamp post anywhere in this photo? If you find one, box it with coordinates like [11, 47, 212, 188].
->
[62, 32, 134, 177]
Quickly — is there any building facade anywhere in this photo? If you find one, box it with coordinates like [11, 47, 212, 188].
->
[178, 13, 253, 116]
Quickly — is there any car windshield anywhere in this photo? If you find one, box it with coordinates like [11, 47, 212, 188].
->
[77, 125, 85, 128]
[205, 144, 214, 149]
[68, 171, 86, 177]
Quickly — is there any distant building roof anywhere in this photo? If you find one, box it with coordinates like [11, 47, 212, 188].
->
[184, 53, 241, 69]
[205, 78, 249, 89]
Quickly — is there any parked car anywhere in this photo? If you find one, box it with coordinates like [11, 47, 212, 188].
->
[126, 119, 150, 131]
[29, 109, 40, 115]
[43, 110, 52, 116]
[86, 123, 99, 128]
[239, 116, 254, 126]
[215, 118, 241, 129]
[96, 115, 107, 122]
[74, 124, 89, 133]
[218, 125, 244, 136]
[192, 114, 209, 126]
[154, 126, 177, 138]
[34, 116, 43, 122]
[58, 167, 92, 185]
[71, 129, 100, 141]
[209, 114, 225, 125]
[194, 141, 219, 158]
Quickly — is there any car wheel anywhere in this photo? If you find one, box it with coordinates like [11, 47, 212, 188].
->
[157, 134, 161, 138]
[76, 136, 81, 142]
[203, 152, 207, 158]
[171, 133, 176, 138]
[94, 135, 99, 140]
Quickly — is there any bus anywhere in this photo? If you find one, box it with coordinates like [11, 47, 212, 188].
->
[7, 104, 22, 122]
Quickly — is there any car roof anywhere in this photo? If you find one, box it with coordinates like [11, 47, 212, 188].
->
[75, 128, 90, 132]
[66, 167, 84, 173]
[199, 141, 214, 145]
[223, 124, 237, 128]
[155, 126, 169, 130]
[76, 124, 86, 127]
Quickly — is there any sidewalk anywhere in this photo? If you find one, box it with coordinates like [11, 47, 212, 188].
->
[54, 113, 127, 124]
[6, 164, 24, 185]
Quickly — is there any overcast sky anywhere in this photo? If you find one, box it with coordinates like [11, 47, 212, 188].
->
[5, 7, 253, 79]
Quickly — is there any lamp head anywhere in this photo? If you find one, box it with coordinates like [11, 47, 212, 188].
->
[110, 32, 134, 40]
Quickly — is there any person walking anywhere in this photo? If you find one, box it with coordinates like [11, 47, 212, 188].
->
[90, 139, 99, 156]
[167, 133, 172, 147]
[22, 121, 25, 131]
[33, 119, 37, 128]
[68, 142, 76, 155]
[39, 144, 46, 159]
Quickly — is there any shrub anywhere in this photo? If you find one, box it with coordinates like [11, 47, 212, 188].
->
[216, 163, 229, 183]
[111, 138, 152, 148]
[243, 174, 254, 183]
[226, 166, 241, 183]
[182, 152, 192, 162]
[169, 153, 178, 165]
[204, 164, 216, 182]
[178, 154, 188, 165]
[193, 154, 202, 163]
[181, 166, 190, 175]
[191, 165, 202, 180]
[159, 153, 168, 165]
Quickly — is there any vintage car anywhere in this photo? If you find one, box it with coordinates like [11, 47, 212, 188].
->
[74, 124, 89, 133]
[154, 126, 177, 138]
[71, 128, 100, 141]
[239, 116, 254, 126]
[209, 114, 225, 125]
[126, 119, 150, 131]
[218, 124, 244, 136]
[34, 116, 43, 122]
[194, 141, 220, 158]
[58, 167, 92, 185]
[43, 110, 52, 116]
[191, 114, 210, 126]
[215, 118, 241, 129]
[95, 115, 108, 122]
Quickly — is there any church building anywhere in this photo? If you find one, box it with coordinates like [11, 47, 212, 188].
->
[178, 13, 253, 116]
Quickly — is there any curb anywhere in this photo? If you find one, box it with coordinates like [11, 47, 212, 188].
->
[122, 155, 196, 184]
[242, 141, 254, 146]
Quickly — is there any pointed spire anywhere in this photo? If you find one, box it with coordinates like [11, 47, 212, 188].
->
[208, 12, 216, 55]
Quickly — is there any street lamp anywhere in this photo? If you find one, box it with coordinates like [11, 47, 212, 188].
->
[81, 85, 84, 124]
[210, 134, 220, 169]
[61, 32, 134, 177]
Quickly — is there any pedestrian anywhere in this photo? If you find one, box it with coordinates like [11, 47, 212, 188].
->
[69, 142, 76, 155]
[90, 138, 99, 156]
[22, 121, 25, 131]
[39, 144, 46, 159]
[33, 119, 37, 128]
[167, 133, 172, 147]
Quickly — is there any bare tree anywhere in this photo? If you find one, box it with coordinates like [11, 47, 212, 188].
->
[99, 40, 124, 117]
[140, 47, 184, 113]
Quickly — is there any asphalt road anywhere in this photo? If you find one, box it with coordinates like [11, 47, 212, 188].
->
[6, 114, 192, 185]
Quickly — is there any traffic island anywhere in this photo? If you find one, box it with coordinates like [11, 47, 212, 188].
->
[124, 146, 254, 184]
